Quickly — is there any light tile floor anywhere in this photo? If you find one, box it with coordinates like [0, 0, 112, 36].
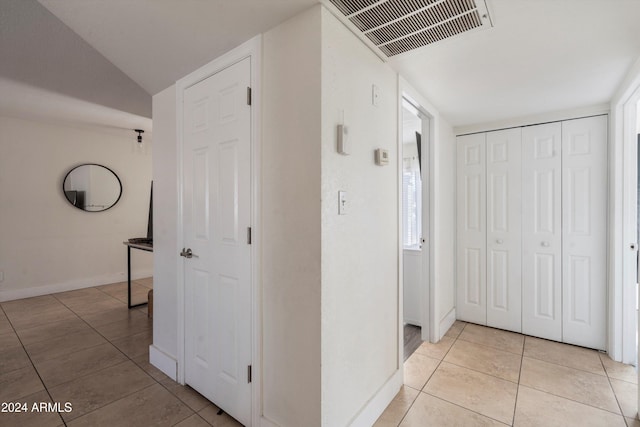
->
[376, 321, 640, 427]
[0, 279, 242, 427]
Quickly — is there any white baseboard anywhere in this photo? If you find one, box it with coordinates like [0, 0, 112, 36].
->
[149, 345, 177, 381]
[0, 269, 153, 302]
[439, 308, 456, 340]
[349, 369, 402, 427]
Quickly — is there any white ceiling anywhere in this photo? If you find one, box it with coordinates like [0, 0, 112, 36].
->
[38, 0, 318, 95]
[30, 0, 640, 128]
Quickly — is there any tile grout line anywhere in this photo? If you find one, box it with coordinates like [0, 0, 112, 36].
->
[599, 351, 629, 421]
[396, 322, 467, 426]
[0, 303, 68, 427]
[511, 336, 527, 426]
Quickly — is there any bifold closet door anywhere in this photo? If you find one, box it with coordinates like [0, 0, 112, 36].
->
[486, 128, 522, 333]
[522, 123, 562, 342]
[456, 133, 486, 325]
[562, 115, 607, 350]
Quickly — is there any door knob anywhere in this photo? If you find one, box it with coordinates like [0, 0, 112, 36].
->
[180, 248, 198, 258]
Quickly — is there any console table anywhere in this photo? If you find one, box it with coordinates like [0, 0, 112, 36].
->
[123, 241, 153, 309]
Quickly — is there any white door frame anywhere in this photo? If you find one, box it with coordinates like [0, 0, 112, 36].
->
[609, 57, 640, 364]
[399, 77, 437, 343]
[175, 36, 262, 426]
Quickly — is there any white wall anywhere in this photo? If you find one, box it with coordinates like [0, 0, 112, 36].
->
[0, 115, 152, 301]
[151, 86, 178, 362]
[262, 7, 322, 426]
[433, 116, 456, 336]
[320, 8, 399, 426]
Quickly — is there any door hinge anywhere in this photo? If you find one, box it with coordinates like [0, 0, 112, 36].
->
[246, 87, 252, 106]
[247, 365, 252, 383]
[247, 227, 252, 245]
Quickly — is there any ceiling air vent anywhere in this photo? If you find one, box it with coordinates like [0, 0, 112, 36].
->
[327, 0, 493, 57]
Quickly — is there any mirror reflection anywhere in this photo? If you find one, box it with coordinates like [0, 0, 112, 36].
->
[63, 164, 122, 212]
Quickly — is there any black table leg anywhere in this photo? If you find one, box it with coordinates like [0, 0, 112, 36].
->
[128, 244, 148, 309]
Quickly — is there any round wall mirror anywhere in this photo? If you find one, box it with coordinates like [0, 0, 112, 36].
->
[63, 164, 122, 212]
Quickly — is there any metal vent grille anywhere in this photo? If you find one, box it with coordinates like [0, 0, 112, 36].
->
[328, 0, 492, 57]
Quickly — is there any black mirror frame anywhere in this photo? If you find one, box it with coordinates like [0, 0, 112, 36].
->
[62, 163, 123, 212]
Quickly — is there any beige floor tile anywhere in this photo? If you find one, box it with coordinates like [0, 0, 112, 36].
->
[400, 392, 507, 426]
[404, 352, 440, 390]
[627, 416, 640, 427]
[0, 331, 22, 349]
[16, 317, 92, 346]
[49, 360, 156, 422]
[520, 357, 620, 413]
[423, 362, 518, 424]
[6, 304, 77, 331]
[524, 336, 605, 375]
[0, 389, 64, 427]
[610, 378, 638, 418]
[174, 414, 212, 427]
[458, 323, 524, 355]
[0, 345, 32, 375]
[111, 330, 152, 358]
[373, 385, 419, 426]
[134, 277, 154, 288]
[601, 353, 638, 384]
[444, 339, 522, 382]
[160, 378, 212, 412]
[0, 365, 45, 401]
[78, 305, 147, 327]
[98, 282, 149, 304]
[1, 295, 61, 314]
[0, 314, 13, 334]
[198, 403, 243, 426]
[413, 336, 455, 360]
[444, 321, 466, 339]
[514, 385, 626, 427]
[131, 354, 171, 382]
[54, 288, 112, 305]
[34, 343, 128, 388]
[25, 328, 107, 364]
[66, 383, 193, 427]
[67, 298, 125, 316]
[92, 314, 152, 340]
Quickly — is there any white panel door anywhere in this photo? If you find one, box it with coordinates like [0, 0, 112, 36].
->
[561, 115, 607, 350]
[183, 57, 252, 425]
[456, 133, 486, 325]
[486, 128, 522, 333]
[522, 123, 562, 342]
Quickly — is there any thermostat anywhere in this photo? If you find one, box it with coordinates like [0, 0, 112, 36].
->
[375, 148, 389, 165]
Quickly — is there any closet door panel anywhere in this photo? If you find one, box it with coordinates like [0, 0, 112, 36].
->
[456, 133, 486, 325]
[562, 115, 607, 350]
[486, 128, 522, 332]
[522, 123, 562, 342]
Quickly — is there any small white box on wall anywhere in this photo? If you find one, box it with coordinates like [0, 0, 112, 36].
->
[337, 124, 349, 155]
[375, 148, 389, 165]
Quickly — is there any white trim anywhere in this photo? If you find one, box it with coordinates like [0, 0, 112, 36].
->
[149, 345, 177, 381]
[348, 370, 403, 427]
[396, 76, 405, 376]
[0, 270, 153, 302]
[175, 35, 262, 425]
[610, 56, 640, 363]
[454, 103, 610, 136]
[439, 308, 456, 341]
[399, 77, 438, 343]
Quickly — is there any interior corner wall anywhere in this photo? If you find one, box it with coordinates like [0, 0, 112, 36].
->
[262, 6, 322, 426]
[0, 115, 152, 301]
[151, 85, 178, 360]
[320, 8, 399, 426]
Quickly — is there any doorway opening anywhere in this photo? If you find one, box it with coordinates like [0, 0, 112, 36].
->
[401, 97, 429, 360]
